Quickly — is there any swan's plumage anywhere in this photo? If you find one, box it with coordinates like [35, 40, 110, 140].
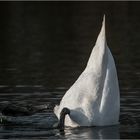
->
[54, 16, 120, 127]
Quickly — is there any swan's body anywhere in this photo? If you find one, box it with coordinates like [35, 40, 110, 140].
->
[54, 16, 120, 127]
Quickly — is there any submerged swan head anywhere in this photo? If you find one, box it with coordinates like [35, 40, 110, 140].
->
[57, 107, 70, 130]
[54, 15, 120, 128]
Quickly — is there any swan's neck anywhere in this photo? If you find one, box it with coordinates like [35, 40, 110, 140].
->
[58, 107, 70, 130]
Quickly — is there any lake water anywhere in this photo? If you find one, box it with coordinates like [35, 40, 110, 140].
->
[0, 2, 140, 139]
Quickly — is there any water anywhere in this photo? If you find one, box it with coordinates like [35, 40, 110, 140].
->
[0, 2, 140, 139]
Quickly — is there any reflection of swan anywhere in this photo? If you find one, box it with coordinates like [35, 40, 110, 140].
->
[65, 126, 120, 139]
[54, 16, 120, 127]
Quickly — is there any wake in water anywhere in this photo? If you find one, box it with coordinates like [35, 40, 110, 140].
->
[0, 101, 57, 128]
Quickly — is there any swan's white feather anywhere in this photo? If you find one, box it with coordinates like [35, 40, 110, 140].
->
[54, 16, 120, 127]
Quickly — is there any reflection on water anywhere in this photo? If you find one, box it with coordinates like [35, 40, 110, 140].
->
[65, 126, 120, 139]
[0, 1, 140, 139]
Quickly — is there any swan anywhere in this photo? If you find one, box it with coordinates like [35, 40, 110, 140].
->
[54, 16, 120, 128]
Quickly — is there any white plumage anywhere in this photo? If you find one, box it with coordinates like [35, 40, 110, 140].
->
[54, 16, 120, 127]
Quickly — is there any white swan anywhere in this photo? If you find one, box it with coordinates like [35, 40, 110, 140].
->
[54, 16, 120, 127]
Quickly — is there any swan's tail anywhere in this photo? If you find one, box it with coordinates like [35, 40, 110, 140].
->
[86, 15, 107, 73]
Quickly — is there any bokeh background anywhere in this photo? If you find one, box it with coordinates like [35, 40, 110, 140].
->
[0, 2, 139, 91]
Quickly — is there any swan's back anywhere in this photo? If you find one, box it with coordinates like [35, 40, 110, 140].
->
[54, 16, 120, 127]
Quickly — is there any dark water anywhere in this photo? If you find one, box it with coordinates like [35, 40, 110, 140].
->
[0, 2, 140, 139]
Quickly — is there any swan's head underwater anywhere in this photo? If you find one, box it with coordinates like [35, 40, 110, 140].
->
[57, 107, 70, 130]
